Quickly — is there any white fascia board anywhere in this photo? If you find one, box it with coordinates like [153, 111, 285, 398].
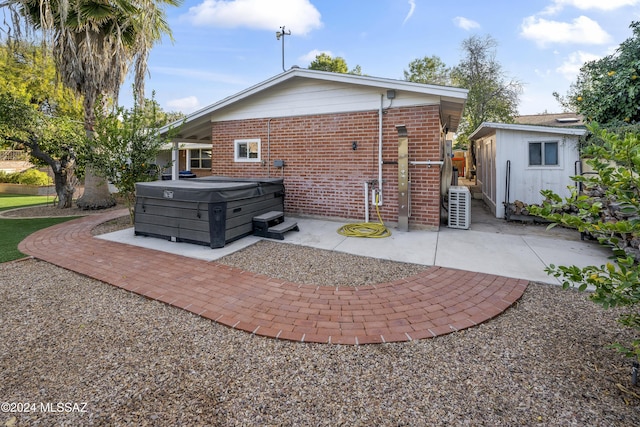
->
[294, 68, 469, 100]
[159, 142, 211, 151]
[469, 122, 587, 140]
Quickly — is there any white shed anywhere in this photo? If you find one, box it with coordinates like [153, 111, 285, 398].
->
[469, 121, 586, 219]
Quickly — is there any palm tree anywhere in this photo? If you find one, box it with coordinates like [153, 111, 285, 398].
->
[8, 0, 181, 209]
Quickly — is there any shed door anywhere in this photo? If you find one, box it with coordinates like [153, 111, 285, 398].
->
[489, 138, 496, 205]
[476, 137, 497, 214]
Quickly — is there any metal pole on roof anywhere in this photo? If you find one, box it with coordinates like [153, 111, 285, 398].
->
[276, 26, 291, 72]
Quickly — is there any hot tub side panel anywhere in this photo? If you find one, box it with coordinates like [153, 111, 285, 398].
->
[134, 181, 284, 248]
[135, 198, 225, 247]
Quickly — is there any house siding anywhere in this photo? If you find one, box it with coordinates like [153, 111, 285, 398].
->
[210, 105, 442, 228]
[213, 79, 443, 121]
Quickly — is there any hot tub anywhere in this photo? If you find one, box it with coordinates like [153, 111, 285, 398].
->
[134, 177, 285, 248]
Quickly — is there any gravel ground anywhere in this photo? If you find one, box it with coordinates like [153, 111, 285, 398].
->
[217, 240, 429, 287]
[2, 259, 640, 426]
[1, 206, 640, 425]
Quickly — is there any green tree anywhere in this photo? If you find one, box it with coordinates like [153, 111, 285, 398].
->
[8, 0, 181, 209]
[0, 41, 85, 208]
[452, 35, 522, 149]
[138, 97, 185, 127]
[404, 55, 451, 85]
[0, 93, 85, 208]
[554, 22, 640, 124]
[308, 53, 362, 75]
[0, 41, 83, 119]
[89, 95, 177, 222]
[529, 124, 640, 363]
[349, 64, 363, 76]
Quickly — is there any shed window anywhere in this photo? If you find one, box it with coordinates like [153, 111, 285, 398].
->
[529, 141, 558, 166]
[190, 149, 211, 169]
[234, 139, 261, 162]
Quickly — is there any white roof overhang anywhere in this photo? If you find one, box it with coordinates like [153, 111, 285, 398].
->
[161, 68, 469, 142]
[469, 122, 587, 141]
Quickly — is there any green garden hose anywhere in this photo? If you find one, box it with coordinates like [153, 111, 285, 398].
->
[337, 200, 391, 238]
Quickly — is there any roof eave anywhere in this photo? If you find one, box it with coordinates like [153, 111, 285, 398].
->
[469, 122, 587, 141]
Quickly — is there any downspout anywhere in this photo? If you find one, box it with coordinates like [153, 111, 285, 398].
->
[396, 125, 409, 231]
[172, 141, 179, 180]
[364, 182, 370, 222]
[267, 118, 273, 178]
[378, 94, 384, 205]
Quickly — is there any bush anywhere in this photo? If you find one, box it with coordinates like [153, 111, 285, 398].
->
[0, 168, 52, 185]
[0, 171, 18, 183]
[17, 168, 52, 186]
[529, 123, 640, 364]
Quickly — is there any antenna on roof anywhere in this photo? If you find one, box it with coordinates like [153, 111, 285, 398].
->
[275, 26, 292, 72]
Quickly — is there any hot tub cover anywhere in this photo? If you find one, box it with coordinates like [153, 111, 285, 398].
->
[136, 179, 264, 203]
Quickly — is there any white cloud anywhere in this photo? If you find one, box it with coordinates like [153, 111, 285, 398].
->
[166, 96, 202, 114]
[520, 16, 612, 47]
[453, 16, 480, 31]
[183, 0, 322, 35]
[299, 49, 333, 63]
[543, 0, 640, 14]
[403, 0, 416, 25]
[556, 50, 603, 80]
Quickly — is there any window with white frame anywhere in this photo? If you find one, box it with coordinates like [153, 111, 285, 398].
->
[234, 138, 261, 162]
[190, 149, 211, 169]
[528, 141, 558, 166]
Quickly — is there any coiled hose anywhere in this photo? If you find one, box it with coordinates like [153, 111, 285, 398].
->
[337, 197, 391, 238]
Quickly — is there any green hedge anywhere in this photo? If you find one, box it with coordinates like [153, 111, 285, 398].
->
[0, 169, 52, 186]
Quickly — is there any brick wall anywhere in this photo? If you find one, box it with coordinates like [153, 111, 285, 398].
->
[210, 105, 442, 228]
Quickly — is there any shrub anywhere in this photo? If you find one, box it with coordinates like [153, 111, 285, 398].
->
[89, 95, 178, 223]
[0, 168, 52, 185]
[17, 168, 52, 186]
[0, 171, 18, 183]
[529, 123, 640, 364]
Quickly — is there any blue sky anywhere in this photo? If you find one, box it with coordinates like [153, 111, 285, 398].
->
[123, 0, 640, 116]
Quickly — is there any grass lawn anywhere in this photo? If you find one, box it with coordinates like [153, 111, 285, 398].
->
[0, 193, 55, 211]
[0, 193, 78, 263]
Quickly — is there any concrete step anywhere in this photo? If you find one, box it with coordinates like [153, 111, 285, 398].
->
[265, 219, 299, 240]
[269, 219, 299, 233]
[253, 211, 284, 223]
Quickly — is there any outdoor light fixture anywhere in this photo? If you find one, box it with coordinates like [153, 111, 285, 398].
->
[352, 141, 358, 150]
[276, 26, 292, 72]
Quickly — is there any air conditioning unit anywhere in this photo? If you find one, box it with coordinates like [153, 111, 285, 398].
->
[448, 186, 471, 229]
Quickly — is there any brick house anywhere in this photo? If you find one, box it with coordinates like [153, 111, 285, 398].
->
[160, 68, 467, 230]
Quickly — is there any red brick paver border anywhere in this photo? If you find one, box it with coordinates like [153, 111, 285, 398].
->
[19, 210, 528, 345]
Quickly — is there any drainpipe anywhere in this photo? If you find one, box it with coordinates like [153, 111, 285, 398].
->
[172, 141, 179, 180]
[267, 118, 272, 178]
[377, 94, 384, 205]
[409, 160, 444, 166]
[397, 124, 409, 232]
[364, 182, 370, 222]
